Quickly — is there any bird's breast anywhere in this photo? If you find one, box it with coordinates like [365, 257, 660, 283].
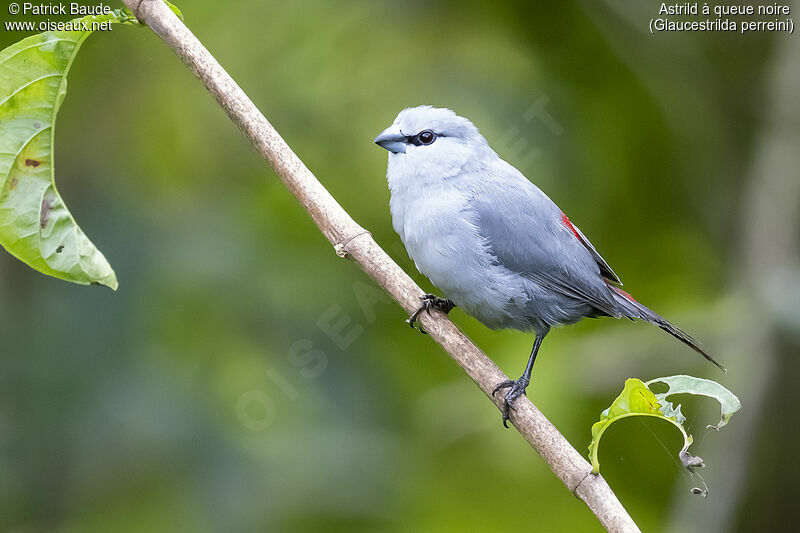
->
[388, 184, 528, 329]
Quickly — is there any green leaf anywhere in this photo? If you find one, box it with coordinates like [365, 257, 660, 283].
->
[588, 376, 740, 496]
[0, 12, 134, 289]
[164, 1, 185, 20]
[646, 374, 742, 430]
[588, 378, 684, 474]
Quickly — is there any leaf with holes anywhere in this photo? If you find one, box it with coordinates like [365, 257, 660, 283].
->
[646, 374, 742, 430]
[0, 11, 136, 289]
[588, 376, 740, 496]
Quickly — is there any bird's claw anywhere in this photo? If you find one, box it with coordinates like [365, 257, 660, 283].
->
[492, 377, 530, 428]
[406, 293, 455, 334]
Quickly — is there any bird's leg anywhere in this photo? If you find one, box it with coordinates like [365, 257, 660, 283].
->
[492, 335, 544, 428]
[406, 293, 455, 334]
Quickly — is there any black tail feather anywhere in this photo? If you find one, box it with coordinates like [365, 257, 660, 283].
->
[609, 286, 726, 372]
[653, 317, 727, 373]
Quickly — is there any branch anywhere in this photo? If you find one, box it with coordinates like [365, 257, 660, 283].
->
[122, 1, 639, 530]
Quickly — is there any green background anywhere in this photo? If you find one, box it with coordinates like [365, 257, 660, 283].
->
[1, 1, 797, 531]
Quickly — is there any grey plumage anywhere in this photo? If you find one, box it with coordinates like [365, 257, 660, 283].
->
[374, 106, 723, 423]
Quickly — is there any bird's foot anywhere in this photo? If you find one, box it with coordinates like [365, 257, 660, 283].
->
[406, 293, 455, 334]
[492, 376, 530, 428]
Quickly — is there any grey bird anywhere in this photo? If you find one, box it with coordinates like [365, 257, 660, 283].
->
[374, 106, 724, 426]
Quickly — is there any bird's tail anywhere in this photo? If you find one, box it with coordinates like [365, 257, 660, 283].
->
[609, 285, 726, 372]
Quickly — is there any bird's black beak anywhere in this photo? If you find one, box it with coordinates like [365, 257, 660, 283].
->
[374, 127, 407, 154]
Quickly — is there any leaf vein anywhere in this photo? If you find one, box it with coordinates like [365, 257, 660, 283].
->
[0, 38, 76, 65]
[0, 73, 61, 109]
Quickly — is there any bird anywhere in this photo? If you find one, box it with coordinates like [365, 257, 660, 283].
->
[374, 105, 725, 427]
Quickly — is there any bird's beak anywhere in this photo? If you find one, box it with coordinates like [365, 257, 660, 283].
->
[373, 127, 407, 154]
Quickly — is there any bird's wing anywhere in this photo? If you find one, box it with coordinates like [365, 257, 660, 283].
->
[471, 163, 621, 316]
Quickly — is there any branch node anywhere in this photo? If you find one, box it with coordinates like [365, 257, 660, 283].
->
[571, 469, 595, 497]
[129, 0, 146, 19]
[334, 230, 371, 258]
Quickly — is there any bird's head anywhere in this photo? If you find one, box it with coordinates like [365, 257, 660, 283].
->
[374, 106, 490, 181]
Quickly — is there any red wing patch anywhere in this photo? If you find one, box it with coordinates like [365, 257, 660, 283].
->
[561, 212, 581, 240]
[611, 285, 637, 303]
[562, 211, 623, 284]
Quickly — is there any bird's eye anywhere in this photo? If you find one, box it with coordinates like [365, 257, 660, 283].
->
[417, 130, 436, 145]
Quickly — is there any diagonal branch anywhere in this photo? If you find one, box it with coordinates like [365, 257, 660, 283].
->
[122, 1, 639, 530]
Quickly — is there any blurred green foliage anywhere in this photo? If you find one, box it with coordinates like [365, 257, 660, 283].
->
[0, 1, 793, 531]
